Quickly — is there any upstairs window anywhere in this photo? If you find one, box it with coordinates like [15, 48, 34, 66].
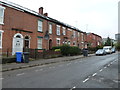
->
[49, 24, 52, 34]
[56, 25, 60, 35]
[73, 31, 76, 38]
[62, 27, 66, 35]
[0, 6, 5, 24]
[38, 20, 43, 32]
[81, 33, 84, 41]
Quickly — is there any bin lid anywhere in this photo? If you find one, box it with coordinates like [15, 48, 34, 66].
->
[16, 52, 22, 54]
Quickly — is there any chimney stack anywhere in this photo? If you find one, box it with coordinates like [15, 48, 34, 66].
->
[44, 13, 48, 17]
[39, 7, 43, 14]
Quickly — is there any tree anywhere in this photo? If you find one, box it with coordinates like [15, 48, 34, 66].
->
[104, 37, 113, 46]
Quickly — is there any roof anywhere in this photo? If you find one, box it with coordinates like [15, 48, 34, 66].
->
[87, 32, 102, 38]
[0, 0, 83, 32]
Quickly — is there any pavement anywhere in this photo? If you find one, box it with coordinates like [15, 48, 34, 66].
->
[1, 54, 95, 72]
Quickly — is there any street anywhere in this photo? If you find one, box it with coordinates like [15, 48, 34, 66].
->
[2, 52, 119, 88]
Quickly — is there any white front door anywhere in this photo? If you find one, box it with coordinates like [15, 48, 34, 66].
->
[12, 33, 23, 55]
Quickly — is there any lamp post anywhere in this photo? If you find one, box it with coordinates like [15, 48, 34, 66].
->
[44, 30, 49, 50]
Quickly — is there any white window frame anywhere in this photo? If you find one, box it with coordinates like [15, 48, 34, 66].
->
[38, 20, 43, 32]
[81, 33, 84, 41]
[68, 41, 71, 45]
[78, 32, 80, 37]
[73, 31, 76, 38]
[0, 30, 4, 48]
[37, 38, 42, 49]
[56, 25, 60, 35]
[56, 38, 61, 45]
[62, 27, 66, 35]
[0, 6, 5, 25]
[49, 24, 52, 34]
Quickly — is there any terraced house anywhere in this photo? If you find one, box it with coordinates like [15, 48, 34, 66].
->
[0, 0, 89, 56]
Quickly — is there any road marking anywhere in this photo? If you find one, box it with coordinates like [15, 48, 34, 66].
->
[83, 78, 89, 83]
[99, 69, 103, 72]
[92, 73, 97, 77]
[16, 73, 25, 76]
[110, 62, 113, 64]
[105, 66, 107, 68]
[113, 80, 118, 83]
[0, 78, 4, 80]
[70, 86, 76, 90]
[107, 64, 110, 67]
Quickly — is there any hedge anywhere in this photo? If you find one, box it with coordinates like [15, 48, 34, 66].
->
[52, 44, 81, 56]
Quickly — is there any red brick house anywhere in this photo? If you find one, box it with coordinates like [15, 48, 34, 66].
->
[87, 33, 102, 48]
[0, 0, 103, 57]
[0, 0, 90, 56]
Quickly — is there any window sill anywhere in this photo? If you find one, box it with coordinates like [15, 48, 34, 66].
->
[36, 49, 45, 50]
[49, 33, 52, 35]
[57, 35, 60, 36]
[37, 31, 43, 33]
[0, 22, 4, 25]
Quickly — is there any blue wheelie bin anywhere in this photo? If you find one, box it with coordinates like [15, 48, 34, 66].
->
[16, 52, 22, 63]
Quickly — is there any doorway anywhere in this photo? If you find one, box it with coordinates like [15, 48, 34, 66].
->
[49, 39, 52, 50]
[12, 33, 23, 55]
[24, 36, 30, 48]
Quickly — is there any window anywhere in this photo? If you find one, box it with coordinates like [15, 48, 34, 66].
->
[78, 32, 80, 37]
[73, 41, 76, 46]
[73, 31, 76, 38]
[81, 33, 84, 41]
[56, 38, 61, 46]
[0, 30, 4, 48]
[0, 6, 5, 24]
[62, 27, 66, 35]
[24, 36, 30, 48]
[38, 20, 43, 32]
[38, 38, 42, 49]
[49, 24, 52, 34]
[68, 41, 71, 45]
[56, 25, 60, 35]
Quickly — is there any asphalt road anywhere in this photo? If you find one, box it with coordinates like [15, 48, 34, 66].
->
[2, 52, 119, 88]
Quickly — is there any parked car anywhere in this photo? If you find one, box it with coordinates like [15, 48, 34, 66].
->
[103, 46, 112, 54]
[111, 48, 116, 53]
[95, 49, 106, 56]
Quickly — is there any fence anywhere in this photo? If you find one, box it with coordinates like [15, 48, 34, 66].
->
[1, 48, 62, 59]
[23, 48, 62, 59]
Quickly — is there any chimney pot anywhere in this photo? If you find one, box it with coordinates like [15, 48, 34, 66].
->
[39, 7, 43, 14]
[44, 13, 48, 16]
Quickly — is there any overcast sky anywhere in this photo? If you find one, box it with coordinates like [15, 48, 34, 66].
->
[7, 0, 119, 39]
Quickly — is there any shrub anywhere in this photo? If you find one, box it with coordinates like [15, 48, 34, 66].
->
[59, 44, 81, 56]
[115, 42, 120, 51]
[60, 44, 71, 56]
[96, 45, 104, 50]
[69, 46, 81, 55]
[54, 49, 61, 52]
[52, 46, 62, 50]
